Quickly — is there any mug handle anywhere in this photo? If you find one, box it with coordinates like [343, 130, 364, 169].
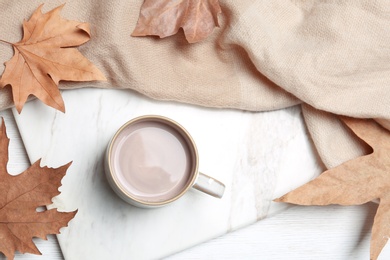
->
[192, 172, 225, 198]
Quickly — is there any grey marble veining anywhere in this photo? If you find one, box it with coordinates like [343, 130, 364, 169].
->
[13, 88, 322, 259]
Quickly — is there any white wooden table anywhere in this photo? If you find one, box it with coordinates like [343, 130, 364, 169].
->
[1, 109, 387, 260]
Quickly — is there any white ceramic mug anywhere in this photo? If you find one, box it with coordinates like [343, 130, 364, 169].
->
[105, 115, 225, 208]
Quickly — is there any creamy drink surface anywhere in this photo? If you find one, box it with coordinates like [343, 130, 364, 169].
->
[110, 120, 193, 202]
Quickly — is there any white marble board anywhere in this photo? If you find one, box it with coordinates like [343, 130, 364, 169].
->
[13, 88, 322, 259]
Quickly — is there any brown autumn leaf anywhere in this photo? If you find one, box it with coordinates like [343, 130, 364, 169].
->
[0, 4, 106, 113]
[0, 119, 77, 259]
[275, 117, 390, 260]
[132, 0, 222, 43]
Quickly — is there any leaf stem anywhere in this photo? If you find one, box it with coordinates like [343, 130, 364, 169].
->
[0, 39, 13, 45]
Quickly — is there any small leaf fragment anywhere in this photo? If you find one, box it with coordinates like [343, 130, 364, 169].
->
[132, 0, 222, 43]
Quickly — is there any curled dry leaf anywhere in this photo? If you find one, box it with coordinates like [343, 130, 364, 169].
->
[0, 119, 77, 259]
[0, 4, 106, 113]
[132, 0, 222, 43]
[275, 117, 390, 260]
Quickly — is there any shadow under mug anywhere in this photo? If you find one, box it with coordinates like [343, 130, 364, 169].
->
[104, 115, 225, 208]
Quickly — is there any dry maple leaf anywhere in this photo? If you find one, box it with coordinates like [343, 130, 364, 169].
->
[275, 117, 390, 260]
[0, 119, 77, 259]
[0, 4, 106, 113]
[132, 0, 222, 43]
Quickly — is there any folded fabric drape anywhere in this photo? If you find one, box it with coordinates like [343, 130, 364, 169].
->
[0, 0, 389, 169]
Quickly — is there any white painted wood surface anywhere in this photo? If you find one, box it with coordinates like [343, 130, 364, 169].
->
[1, 108, 389, 260]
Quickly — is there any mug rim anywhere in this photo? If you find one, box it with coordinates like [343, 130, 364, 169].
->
[106, 115, 199, 207]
